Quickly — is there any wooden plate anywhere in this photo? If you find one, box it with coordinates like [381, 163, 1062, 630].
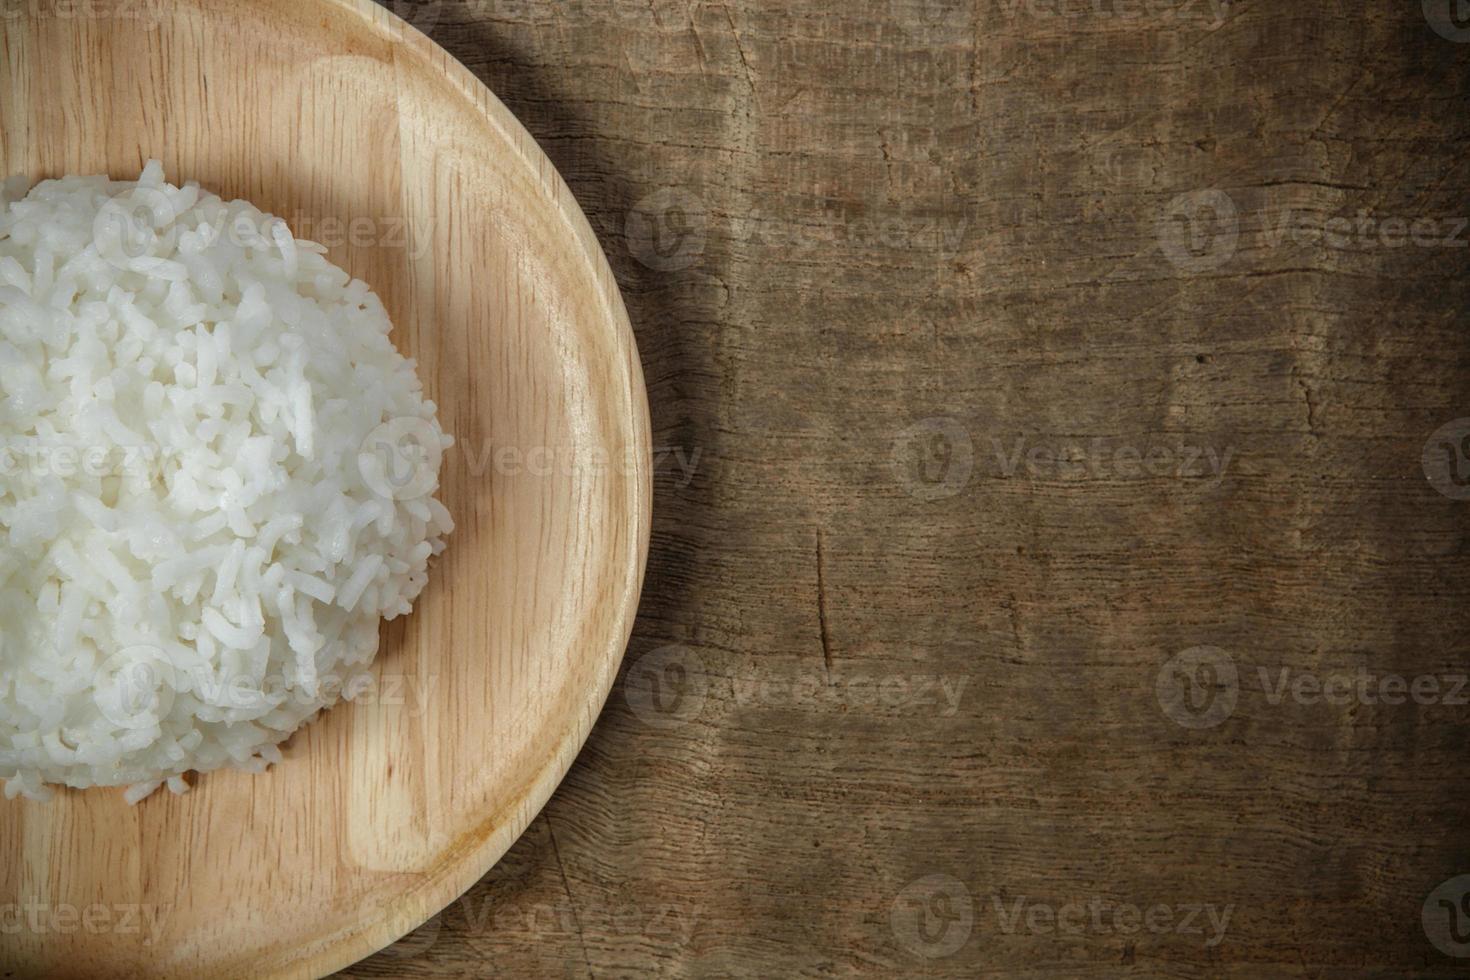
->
[0, 1, 650, 976]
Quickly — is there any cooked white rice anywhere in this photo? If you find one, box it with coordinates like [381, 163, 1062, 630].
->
[0, 162, 453, 803]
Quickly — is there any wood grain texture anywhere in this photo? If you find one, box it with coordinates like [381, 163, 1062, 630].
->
[329, 0, 1468, 977]
[0, 1, 650, 976]
[2, 0, 1467, 976]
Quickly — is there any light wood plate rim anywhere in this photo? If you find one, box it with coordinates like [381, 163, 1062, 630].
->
[237, 2, 651, 976]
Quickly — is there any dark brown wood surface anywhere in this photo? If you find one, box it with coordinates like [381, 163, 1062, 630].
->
[342, 1, 1470, 975]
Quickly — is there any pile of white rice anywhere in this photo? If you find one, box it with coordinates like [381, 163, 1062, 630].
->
[0, 162, 453, 803]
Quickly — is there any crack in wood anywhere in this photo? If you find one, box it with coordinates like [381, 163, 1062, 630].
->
[816, 528, 834, 682]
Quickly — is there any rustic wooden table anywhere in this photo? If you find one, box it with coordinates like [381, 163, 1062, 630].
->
[343, 1, 1470, 976]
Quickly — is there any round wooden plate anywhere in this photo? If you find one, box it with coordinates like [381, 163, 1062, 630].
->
[0, 1, 651, 976]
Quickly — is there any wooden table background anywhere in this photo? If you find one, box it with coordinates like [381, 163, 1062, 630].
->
[343, 1, 1470, 975]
